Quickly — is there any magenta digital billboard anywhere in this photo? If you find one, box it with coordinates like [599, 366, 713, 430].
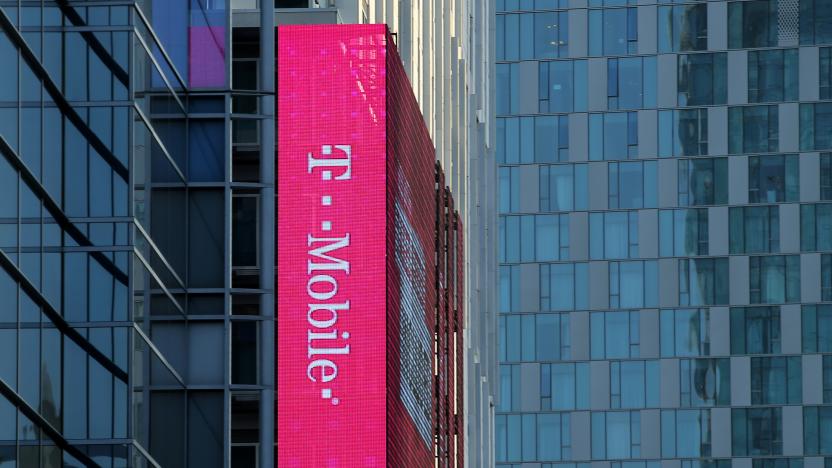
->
[277, 25, 389, 467]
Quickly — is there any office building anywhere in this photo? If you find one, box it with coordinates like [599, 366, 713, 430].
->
[497, 0, 832, 467]
[0, 1, 494, 467]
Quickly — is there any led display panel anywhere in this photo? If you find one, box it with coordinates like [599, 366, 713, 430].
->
[277, 24, 389, 467]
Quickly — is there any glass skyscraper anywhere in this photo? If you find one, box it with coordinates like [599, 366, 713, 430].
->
[497, 0, 832, 467]
[0, 0, 495, 467]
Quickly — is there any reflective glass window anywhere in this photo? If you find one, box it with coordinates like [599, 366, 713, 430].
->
[679, 258, 729, 306]
[540, 164, 588, 211]
[608, 161, 657, 209]
[609, 260, 658, 308]
[607, 57, 656, 110]
[498, 116, 569, 164]
[539, 60, 588, 113]
[500, 214, 569, 262]
[661, 308, 710, 357]
[610, 360, 659, 408]
[541, 262, 588, 311]
[660, 209, 709, 257]
[661, 409, 711, 457]
[800, 103, 832, 151]
[803, 406, 832, 455]
[658, 4, 708, 52]
[590, 211, 639, 259]
[822, 48, 832, 100]
[748, 154, 799, 203]
[680, 358, 730, 407]
[732, 407, 783, 456]
[748, 49, 799, 103]
[659, 108, 708, 157]
[590, 310, 640, 359]
[589, 8, 638, 56]
[499, 313, 571, 362]
[592, 411, 641, 459]
[729, 0, 778, 48]
[678, 53, 727, 106]
[800, 204, 832, 251]
[803, 304, 832, 353]
[541, 362, 589, 410]
[730, 206, 780, 254]
[729, 105, 780, 154]
[750, 356, 802, 405]
[589, 112, 638, 160]
[731, 306, 781, 354]
[749, 255, 801, 304]
[800, 0, 832, 45]
[677, 158, 728, 206]
[497, 12, 569, 61]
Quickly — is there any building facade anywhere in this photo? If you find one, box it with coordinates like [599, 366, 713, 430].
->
[497, 0, 832, 467]
[0, 1, 493, 468]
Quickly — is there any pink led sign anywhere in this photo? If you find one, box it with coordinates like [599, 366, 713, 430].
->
[277, 24, 388, 467]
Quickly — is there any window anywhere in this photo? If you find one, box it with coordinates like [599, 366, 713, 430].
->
[659, 108, 708, 157]
[749, 255, 801, 304]
[660, 209, 709, 257]
[732, 407, 782, 456]
[753, 460, 804, 468]
[610, 261, 658, 308]
[824, 254, 832, 301]
[592, 411, 641, 459]
[607, 57, 656, 110]
[500, 214, 569, 262]
[748, 154, 800, 203]
[541, 263, 588, 311]
[824, 355, 832, 403]
[678, 158, 728, 207]
[497, 0, 570, 10]
[728, 0, 778, 48]
[497, 63, 519, 115]
[497, 116, 570, 164]
[540, 164, 588, 212]
[685, 461, 731, 468]
[541, 362, 589, 410]
[499, 313, 571, 362]
[822, 154, 832, 200]
[608, 161, 657, 209]
[678, 53, 727, 106]
[680, 359, 730, 407]
[804, 406, 832, 455]
[800, 103, 832, 151]
[495, 413, 571, 463]
[499, 364, 522, 411]
[822, 48, 832, 100]
[661, 409, 711, 457]
[729, 206, 780, 254]
[803, 304, 832, 353]
[611, 360, 659, 408]
[661, 308, 711, 357]
[658, 4, 708, 52]
[729, 105, 779, 154]
[589, 8, 638, 56]
[731, 306, 781, 354]
[589, 112, 638, 160]
[539, 60, 588, 113]
[748, 49, 799, 103]
[590, 211, 639, 259]
[750, 356, 802, 405]
[800, 203, 832, 251]
[232, 195, 258, 268]
[591, 310, 640, 359]
[231, 321, 258, 385]
[500, 265, 521, 312]
[679, 258, 729, 306]
[800, 0, 832, 45]
[500, 166, 521, 213]
[497, 12, 569, 61]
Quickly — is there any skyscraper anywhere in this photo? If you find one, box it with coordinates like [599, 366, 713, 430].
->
[0, 1, 494, 467]
[497, 0, 832, 467]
